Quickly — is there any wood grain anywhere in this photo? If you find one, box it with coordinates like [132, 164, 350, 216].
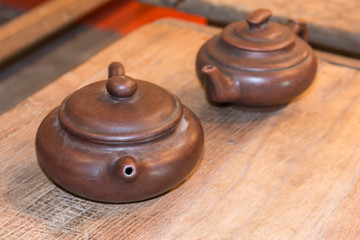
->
[140, 0, 360, 55]
[1, 18, 360, 239]
[0, 0, 111, 64]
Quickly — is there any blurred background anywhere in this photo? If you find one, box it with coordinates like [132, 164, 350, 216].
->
[0, 0, 358, 114]
[0, 0, 206, 113]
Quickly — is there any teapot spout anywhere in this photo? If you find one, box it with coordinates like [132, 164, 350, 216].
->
[201, 65, 240, 103]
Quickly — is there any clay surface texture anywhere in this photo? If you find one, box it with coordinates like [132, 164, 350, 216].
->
[35, 62, 204, 203]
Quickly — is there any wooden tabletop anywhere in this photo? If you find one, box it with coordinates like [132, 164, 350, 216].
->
[140, 0, 360, 55]
[1, 19, 360, 239]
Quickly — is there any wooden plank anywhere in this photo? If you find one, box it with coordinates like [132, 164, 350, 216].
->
[315, 50, 360, 70]
[1, 18, 360, 239]
[0, 0, 111, 64]
[0, 4, 23, 25]
[140, 0, 360, 55]
[0, 25, 119, 114]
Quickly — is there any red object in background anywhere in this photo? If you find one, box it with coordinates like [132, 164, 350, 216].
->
[81, 0, 207, 34]
[0, 0, 207, 35]
[0, 0, 46, 9]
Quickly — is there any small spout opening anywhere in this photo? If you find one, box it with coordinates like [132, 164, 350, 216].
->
[114, 156, 138, 181]
[123, 165, 135, 177]
[203, 65, 215, 72]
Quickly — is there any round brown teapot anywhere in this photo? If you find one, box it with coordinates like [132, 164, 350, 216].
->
[36, 62, 204, 203]
[196, 8, 317, 109]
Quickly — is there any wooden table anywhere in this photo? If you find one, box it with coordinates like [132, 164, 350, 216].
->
[1, 19, 360, 239]
[140, 0, 360, 55]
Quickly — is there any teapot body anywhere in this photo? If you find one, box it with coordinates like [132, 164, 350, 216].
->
[36, 107, 203, 203]
[196, 35, 317, 107]
[36, 62, 204, 203]
[196, 9, 317, 109]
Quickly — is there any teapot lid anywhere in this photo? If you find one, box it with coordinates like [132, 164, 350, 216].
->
[204, 8, 311, 71]
[222, 9, 296, 51]
[58, 62, 182, 143]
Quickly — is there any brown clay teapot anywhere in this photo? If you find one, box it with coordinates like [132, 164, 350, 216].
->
[36, 62, 204, 203]
[196, 8, 317, 109]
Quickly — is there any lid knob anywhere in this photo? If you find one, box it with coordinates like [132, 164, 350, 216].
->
[246, 8, 272, 29]
[106, 62, 137, 98]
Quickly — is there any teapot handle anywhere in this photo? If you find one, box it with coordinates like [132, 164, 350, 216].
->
[288, 19, 309, 42]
